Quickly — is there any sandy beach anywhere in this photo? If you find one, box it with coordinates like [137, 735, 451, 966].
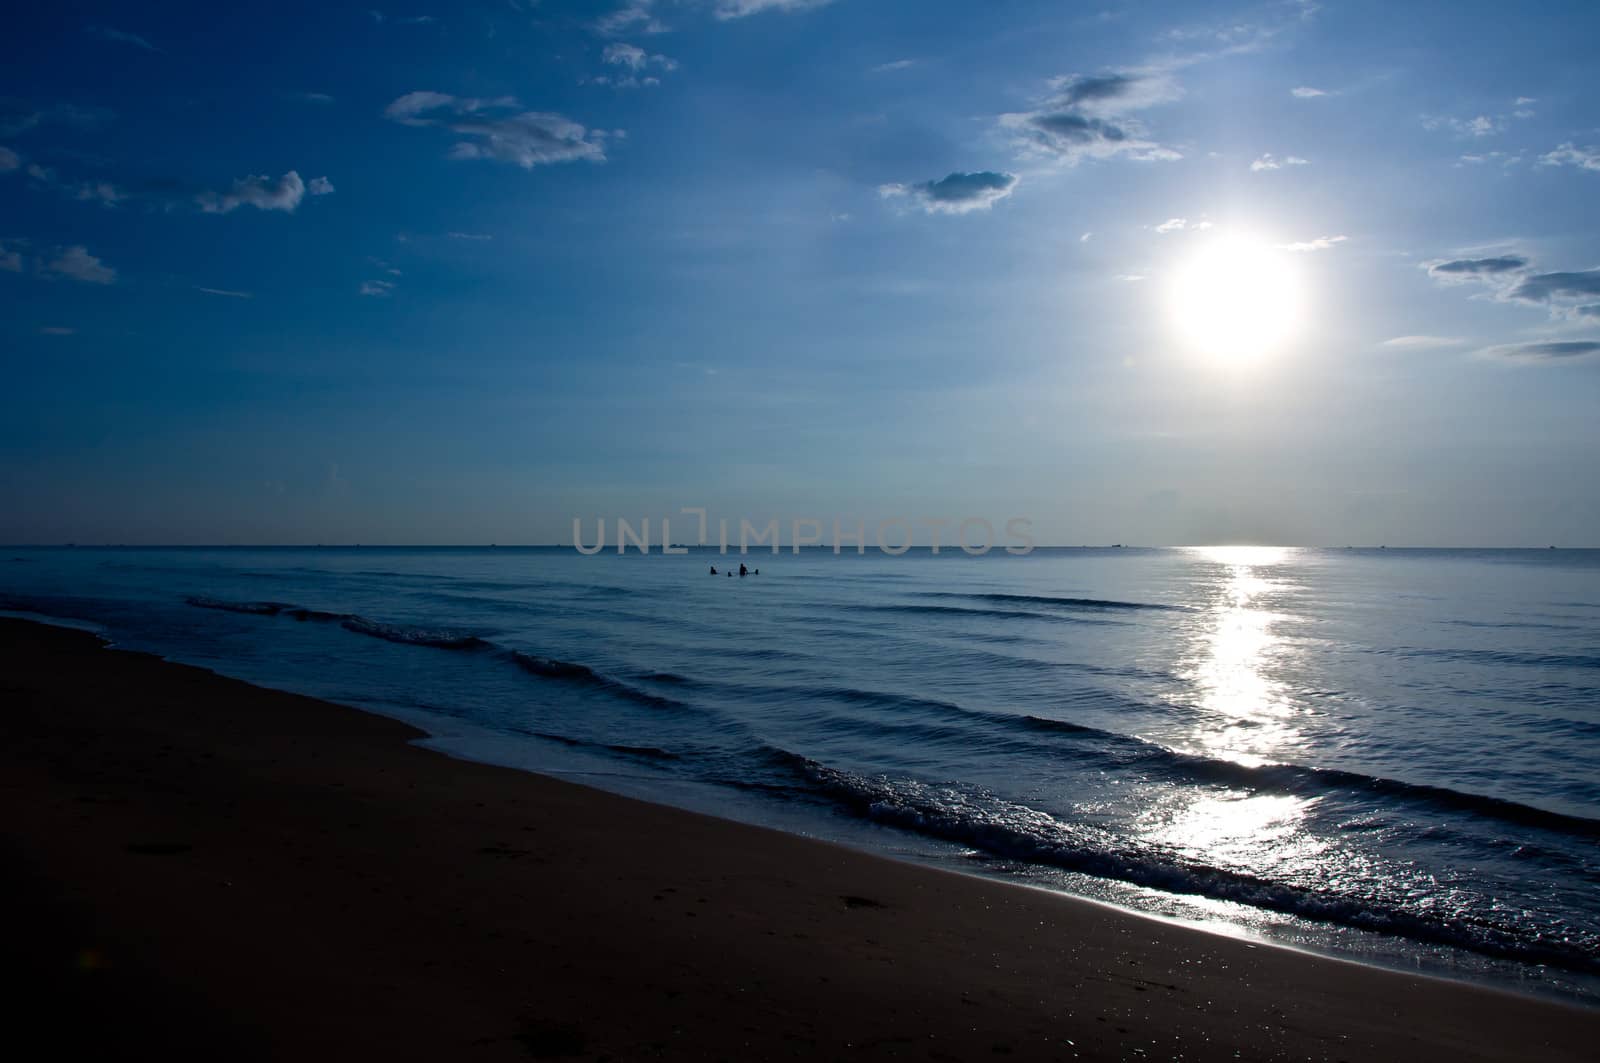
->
[1, 616, 1594, 1061]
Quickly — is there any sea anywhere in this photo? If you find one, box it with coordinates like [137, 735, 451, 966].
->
[3, 545, 1597, 1003]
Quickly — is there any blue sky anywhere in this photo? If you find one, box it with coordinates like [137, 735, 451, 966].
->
[2, 0, 1598, 545]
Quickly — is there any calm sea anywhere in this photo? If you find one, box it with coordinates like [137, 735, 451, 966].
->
[4, 545, 1598, 1002]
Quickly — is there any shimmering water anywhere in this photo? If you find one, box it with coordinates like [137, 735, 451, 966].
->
[5, 546, 1598, 1001]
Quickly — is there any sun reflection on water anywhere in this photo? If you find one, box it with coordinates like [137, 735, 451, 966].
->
[1182, 545, 1305, 766]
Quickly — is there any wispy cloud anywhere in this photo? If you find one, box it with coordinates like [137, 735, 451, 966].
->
[1380, 335, 1462, 349]
[594, 1, 667, 36]
[879, 171, 1017, 215]
[1422, 114, 1500, 138]
[1250, 152, 1308, 172]
[0, 99, 114, 138]
[447, 231, 493, 240]
[870, 59, 916, 74]
[1478, 340, 1600, 364]
[1000, 72, 1182, 165]
[1290, 86, 1327, 98]
[197, 171, 329, 213]
[39, 326, 76, 335]
[1280, 235, 1347, 252]
[360, 279, 396, 297]
[197, 287, 253, 298]
[42, 245, 116, 284]
[1540, 143, 1600, 172]
[286, 91, 335, 104]
[603, 43, 677, 72]
[308, 176, 335, 196]
[385, 92, 610, 169]
[0, 146, 18, 171]
[1152, 217, 1211, 234]
[369, 11, 436, 26]
[87, 25, 159, 52]
[0, 240, 23, 272]
[711, 0, 836, 18]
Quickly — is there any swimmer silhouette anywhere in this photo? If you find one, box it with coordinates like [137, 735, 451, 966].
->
[739, 563, 748, 577]
[709, 565, 717, 575]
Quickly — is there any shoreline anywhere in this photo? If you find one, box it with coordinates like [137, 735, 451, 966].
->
[3, 616, 1595, 1060]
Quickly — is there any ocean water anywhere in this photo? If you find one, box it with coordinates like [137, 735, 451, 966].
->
[4, 545, 1598, 1002]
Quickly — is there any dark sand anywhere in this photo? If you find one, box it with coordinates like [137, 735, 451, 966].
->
[2, 617, 1594, 1061]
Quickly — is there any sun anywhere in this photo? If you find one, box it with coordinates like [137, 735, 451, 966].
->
[1166, 234, 1305, 365]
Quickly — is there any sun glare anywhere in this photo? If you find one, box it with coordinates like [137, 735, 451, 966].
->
[1167, 235, 1305, 365]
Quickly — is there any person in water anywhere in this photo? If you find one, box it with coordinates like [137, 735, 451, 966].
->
[739, 563, 748, 577]
[709, 565, 717, 575]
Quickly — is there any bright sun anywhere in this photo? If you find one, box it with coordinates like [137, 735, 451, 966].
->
[1167, 235, 1305, 365]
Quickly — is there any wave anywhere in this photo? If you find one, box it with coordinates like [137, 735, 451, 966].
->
[186, 596, 489, 650]
[855, 603, 1129, 626]
[759, 748, 1600, 975]
[1389, 645, 1600, 670]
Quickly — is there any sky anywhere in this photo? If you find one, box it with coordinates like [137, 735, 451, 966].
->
[2, 0, 1598, 547]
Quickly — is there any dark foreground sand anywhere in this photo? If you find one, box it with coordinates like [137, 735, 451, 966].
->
[2, 618, 1594, 1061]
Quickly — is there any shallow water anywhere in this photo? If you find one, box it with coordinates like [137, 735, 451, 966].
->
[5, 545, 1598, 1002]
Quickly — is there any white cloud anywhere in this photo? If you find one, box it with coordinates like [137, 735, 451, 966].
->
[1280, 234, 1347, 252]
[594, 1, 667, 36]
[0, 146, 18, 172]
[308, 176, 335, 195]
[197, 287, 253, 298]
[879, 171, 1018, 215]
[360, 279, 395, 297]
[1422, 114, 1501, 137]
[197, 171, 308, 213]
[75, 180, 125, 206]
[870, 59, 916, 73]
[447, 231, 493, 240]
[0, 241, 21, 272]
[1380, 335, 1462, 350]
[386, 92, 609, 169]
[603, 43, 677, 72]
[1290, 86, 1327, 98]
[42, 245, 116, 284]
[1250, 153, 1308, 172]
[712, 0, 836, 18]
[1540, 143, 1600, 172]
[1152, 218, 1212, 233]
[1477, 340, 1600, 364]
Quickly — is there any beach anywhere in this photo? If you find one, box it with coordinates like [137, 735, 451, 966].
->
[2, 616, 1595, 1060]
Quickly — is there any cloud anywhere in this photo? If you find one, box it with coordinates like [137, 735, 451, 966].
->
[1479, 340, 1600, 364]
[1152, 217, 1211, 234]
[0, 99, 114, 138]
[87, 25, 159, 52]
[1540, 143, 1600, 172]
[75, 180, 125, 206]
[0, 240, 21, 272]
[594, 1, 666, 35]
[360, 279, 396, 297]
[712, 0, 836, 18]
[1380, 335, 1462, 349]
[1250, 152, 1308, 171]
[1428, 255, 1528, 277]
[447, 231, 493, 240]
[1280, 234, 1347, 252]
[1422, 114, 1501, 137]
[1508, 270, 1600, 303]
[386, 92, 608, 169]
[1000, 72, 1182, 165]
[42, 245, 116, 284]
[196, 171, 322, 213]
[870, 59, 916, 73]
[1578, 305, 1600, 319]
[0, 146, 18, 172]
[369, 11, 436, 25]
[603, 43, 677, 72]
[287, 91, 335, 104]
[197, 287, 253, 298]
[1290, 86, 1327, 98]
[879, 171, 1017, 215]
[308, 176, 335, 195]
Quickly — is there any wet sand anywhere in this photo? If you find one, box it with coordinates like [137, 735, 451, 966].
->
[1, 616, 1594, 1060]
